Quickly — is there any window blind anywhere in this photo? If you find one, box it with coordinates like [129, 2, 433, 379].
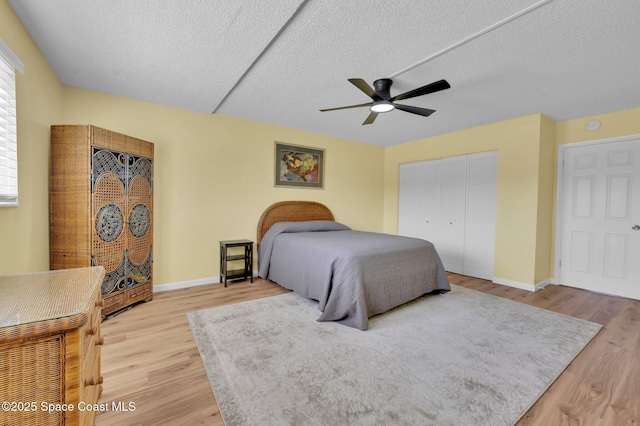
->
[0, 39, 23, 207]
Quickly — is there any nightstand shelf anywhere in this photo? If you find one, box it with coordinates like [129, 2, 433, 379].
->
[219, 240, 254, 287]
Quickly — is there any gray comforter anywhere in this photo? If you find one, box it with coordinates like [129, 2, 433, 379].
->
[258, 221, 450, 330]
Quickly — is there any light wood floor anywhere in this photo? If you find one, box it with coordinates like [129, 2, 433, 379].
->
[96, 274, 640, 425]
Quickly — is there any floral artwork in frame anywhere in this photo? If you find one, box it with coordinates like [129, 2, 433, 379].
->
[274, 142, 324, 189]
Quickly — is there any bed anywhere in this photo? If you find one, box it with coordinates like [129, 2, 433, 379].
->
[257, 201, 450, 330]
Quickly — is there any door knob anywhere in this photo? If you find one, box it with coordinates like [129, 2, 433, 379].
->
[633, 225, 640, 231]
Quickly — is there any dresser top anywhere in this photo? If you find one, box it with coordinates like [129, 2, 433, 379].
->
[0, 267, 105, 333]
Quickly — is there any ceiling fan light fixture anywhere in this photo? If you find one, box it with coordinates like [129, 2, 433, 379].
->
[370, 100, 395, 113]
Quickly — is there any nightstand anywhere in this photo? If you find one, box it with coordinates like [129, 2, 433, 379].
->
[219, 240, 254, 287]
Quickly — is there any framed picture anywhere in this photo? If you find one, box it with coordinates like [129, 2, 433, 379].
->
[274, 142, 324, 189]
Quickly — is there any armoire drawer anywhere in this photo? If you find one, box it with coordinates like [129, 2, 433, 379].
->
[127, 282, 152, 304]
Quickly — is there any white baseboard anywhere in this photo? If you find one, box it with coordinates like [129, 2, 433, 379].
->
[155, 274, 552, 294]
[154, 276, 220, 292]
[155, 275, 552, 294]
[492, 277, 551, 292]
[153, 272, 258, 293]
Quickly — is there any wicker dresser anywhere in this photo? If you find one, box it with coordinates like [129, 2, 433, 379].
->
[0, 267, 105, 426]
[50, 125, 154, 317]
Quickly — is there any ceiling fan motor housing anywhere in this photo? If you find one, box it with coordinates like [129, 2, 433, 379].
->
[373, 78, 393, 99]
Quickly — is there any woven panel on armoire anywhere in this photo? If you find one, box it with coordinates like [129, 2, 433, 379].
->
[92, 148, 152, 298]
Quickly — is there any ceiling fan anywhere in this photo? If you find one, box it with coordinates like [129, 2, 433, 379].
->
[320, 78, 450, 125]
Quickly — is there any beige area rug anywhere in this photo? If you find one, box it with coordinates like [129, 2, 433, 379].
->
[187, 285, 601, 426]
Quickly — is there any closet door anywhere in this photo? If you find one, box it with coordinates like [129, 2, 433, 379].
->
[398, 152, 497, 280]
[399, 159, 442, 249]
[438, 156, 466, 274]
[417, 159, 443, 246]
[464, 152, 497, 279]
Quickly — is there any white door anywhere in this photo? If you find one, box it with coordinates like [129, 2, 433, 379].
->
[464, 153, 497, 280]
[560, 137, 640, 299]
[439, 156, 466, 274]
[399, 159, 443, 253]
[417, 159, 443, 250]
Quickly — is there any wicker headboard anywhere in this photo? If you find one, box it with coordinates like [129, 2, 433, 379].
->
[257, 201, 334, 246]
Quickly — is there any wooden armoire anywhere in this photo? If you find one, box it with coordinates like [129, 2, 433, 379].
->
[50, 125, 154, 317]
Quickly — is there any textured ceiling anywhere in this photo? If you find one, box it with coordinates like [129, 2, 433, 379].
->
[9, 0, 640, 147]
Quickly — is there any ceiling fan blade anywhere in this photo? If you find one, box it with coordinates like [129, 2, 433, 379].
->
[319, 102, 372, 112]
[348, 78, 377, 99]
[362, 112, 378, 125]
[394, 103, 436, 117]
[392, 79, 450, 102]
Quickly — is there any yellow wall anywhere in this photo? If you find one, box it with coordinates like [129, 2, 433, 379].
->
[555, 107, 640, 146]
[384, 114, 550, 286]
[60, 87, 384, 285]
[0, 1, 64, 274]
